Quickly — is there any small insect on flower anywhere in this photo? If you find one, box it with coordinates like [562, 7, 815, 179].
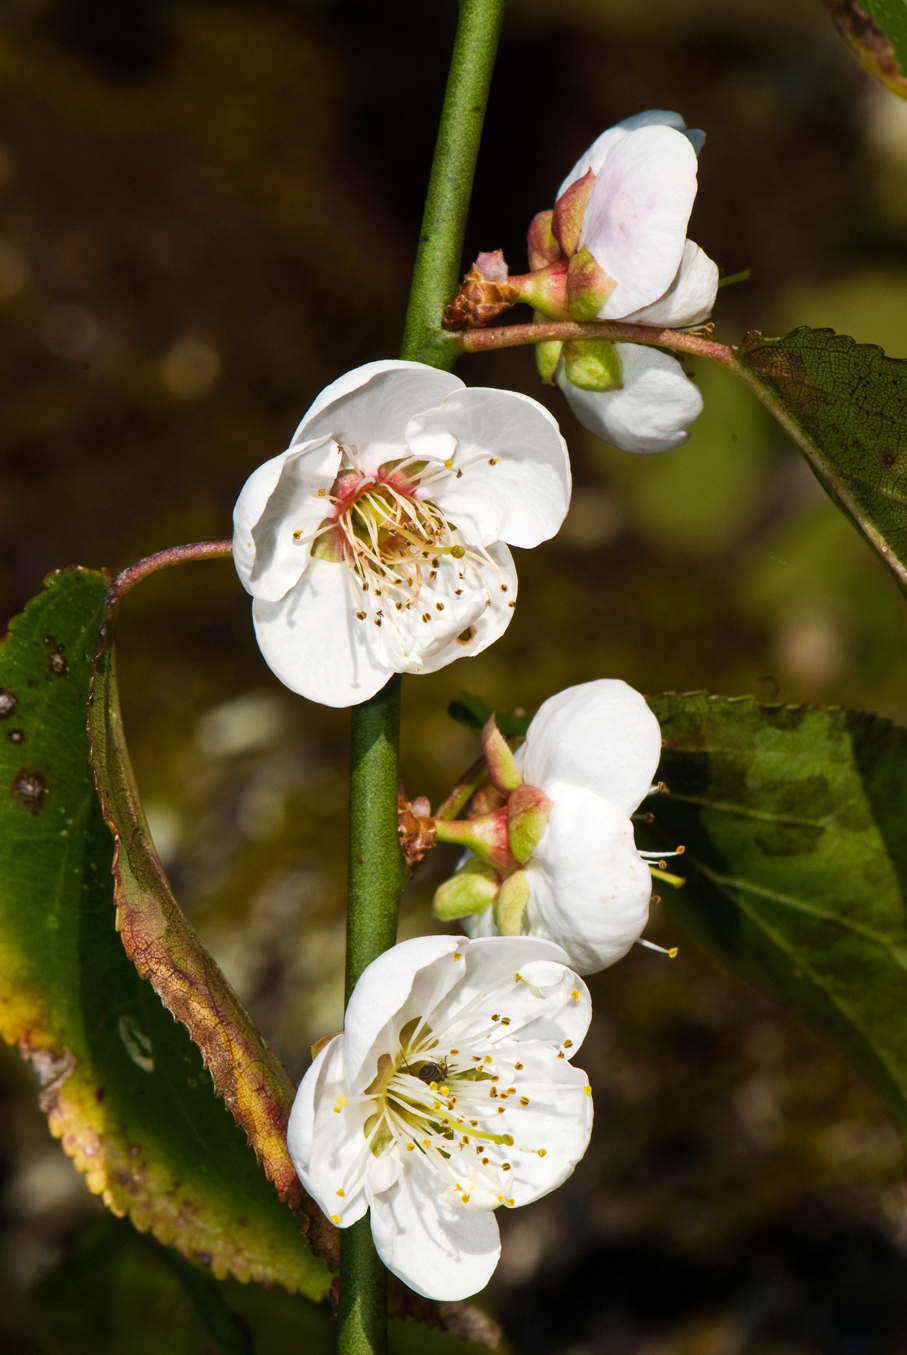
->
[287, 934, 593, 1301]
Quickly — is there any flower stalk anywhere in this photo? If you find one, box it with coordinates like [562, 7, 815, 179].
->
[338, 0, 507, 1350]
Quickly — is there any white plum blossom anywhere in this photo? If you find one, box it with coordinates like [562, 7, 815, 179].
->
[287, 934, 593, 1301]
[234, 361, 571, 707]
[434, 680, 666, 975]
[524, 111, 718, 453]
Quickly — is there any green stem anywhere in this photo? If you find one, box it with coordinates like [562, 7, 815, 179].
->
[339, 3, 505, 1349]
[344, 673, 405, 1006]
[400, 0, 507, 368]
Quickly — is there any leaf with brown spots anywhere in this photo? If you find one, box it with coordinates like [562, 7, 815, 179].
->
[734, 328, 907, 599]
[0, 568, 332, 1293]
[87, 583, 339, 1274]
[825, 0, 907, 98]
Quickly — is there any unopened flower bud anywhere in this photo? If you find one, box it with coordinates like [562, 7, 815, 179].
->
[562, 338, 623, 393]
[441, 250, 520, 331]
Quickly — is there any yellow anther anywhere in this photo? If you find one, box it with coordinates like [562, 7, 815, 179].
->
[336, 1188, 345, 1197]
[331, 1214, 340, 1223]
[502, 1135, 513, 1145]
[333, 1096, 347, 1113]
[502, 1163, 511, 1171]
[571, 990, 580, 1000]
[557, 1051, 565, 1059]
[500, 1017, 511, 1025]
[537, 1149, 547, 1158]
[292, 530, 302, 540]
[439, 1086, 449, 1096]
[453, 952, 462, 960]
[506, 1198, 515, 1207]
[444, 458, 454, 468]
[498, 1107, 505, 1114]
[461, 1194, 470, 1203]
[520, 1097, 529, 1107]
[317, 487, 328, 496]
[582, 1085, 592, 1095]
[450, 1049, 459, 1055]
[484, 1055, 492, 1064]
[514, 1062, 523, 1071]
[669, 947, 679, 958]
[429, 1082, 438, 1091]
[563, 1039, 573, 1049]
[406, 1143, 414, 1151]
[491, 1014, 500, 1022]
[423, 1139, 431, 1147]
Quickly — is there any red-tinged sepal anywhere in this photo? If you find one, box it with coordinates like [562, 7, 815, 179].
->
[507, 783, 553, 864]
[434, 807, 519, 876]
[552, 170, 595, 259]
[482, 715, 522, 794]
[493, 869, 530, 936]
[567, 248, 617, 321]
[433, 856, 500, 921]
[512, 260, 570, 321]
[528, 210, 562, 271]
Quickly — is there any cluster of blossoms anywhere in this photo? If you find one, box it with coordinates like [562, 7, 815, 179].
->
[234, 110, 700, 1303]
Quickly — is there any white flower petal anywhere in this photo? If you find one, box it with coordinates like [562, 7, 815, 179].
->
[369, 1167, 501, 1301]
[395, 542, 518, 676]
[521, 679, 662, 813]
[526, 784, 651, 974]
[495, 1044, 593, 1205]
[405, 388, 571, 548]
[286, 1035, 369, 1228]
[580, 126, 698, 319]
[557, 110, 702, 198]
[252, 556, 393, 707]
[236, 436, 341, 603]
[557, 342, 703, 453]
[293, 361, 463, 473]
[343, 936, 464, 1095]
[619, 239, 718, 328]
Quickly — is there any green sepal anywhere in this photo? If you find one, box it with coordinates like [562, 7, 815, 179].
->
[433, 856, 500, 920]
[493, 870, 529, 936]
[563, 338, 623, 392]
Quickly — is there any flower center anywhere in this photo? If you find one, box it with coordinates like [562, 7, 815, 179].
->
[300, 449, 504, 629]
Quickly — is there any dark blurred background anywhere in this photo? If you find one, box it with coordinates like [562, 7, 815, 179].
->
[2, 0, 907, 1349]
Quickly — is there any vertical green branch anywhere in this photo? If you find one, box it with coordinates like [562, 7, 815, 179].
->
[400, 0, 507, 369]
[338, 3, 506, 1351]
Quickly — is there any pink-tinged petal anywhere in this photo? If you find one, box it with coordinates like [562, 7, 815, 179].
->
[580, 126, 698, 319]
[235, 436, 341, 603]
[251, 557, 393, 707]
[619, 239, 718, 328]
[286, 1035, 369, 1228]
[293, 361, 463, 472]
[369, 1167, 501, 1301]
[557, 343, 703, 453]
[344, 937, 465, 1095]
[556, 110, 700, 199]
[407, 388, 571, 549]
[526, 785, 651, 975]
[521, 679, 662, 813]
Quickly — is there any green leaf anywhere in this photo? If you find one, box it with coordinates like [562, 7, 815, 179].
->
[0, 568, 331, 1294]
[88, 595, 338, 1273]
[825, 0, 907, 98]
[447, 693, 531, 738]
[734, 328, 907, 599]
[648, 692, 907, 1134]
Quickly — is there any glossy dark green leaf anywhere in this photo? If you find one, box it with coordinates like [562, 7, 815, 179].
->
[447, 693, 531, 738]
[733, 328, 907, 598]
[0, 568, 330, 1294]
[648, 692, 907, 1133]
